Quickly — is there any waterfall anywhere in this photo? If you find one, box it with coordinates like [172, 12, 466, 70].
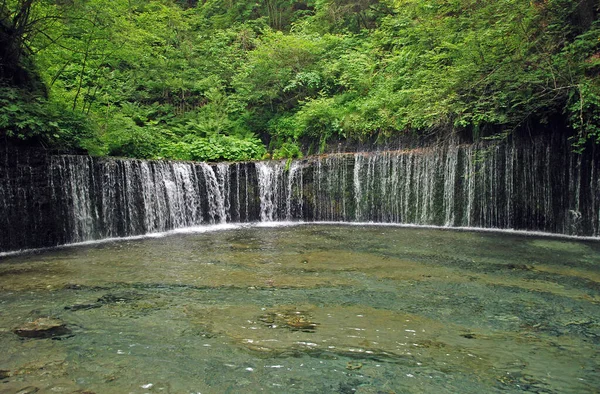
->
[286, 161, 303, 220]
[443, 145, 458, 226]
[200, 163, 227, 224]
[1, 136, 599, 252]
[50, 156, 97, 242]
[255, 161, 287, 222]
[216, 163, 231, 223]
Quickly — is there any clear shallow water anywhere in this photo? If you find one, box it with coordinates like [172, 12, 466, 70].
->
[0, 224, 599, 393]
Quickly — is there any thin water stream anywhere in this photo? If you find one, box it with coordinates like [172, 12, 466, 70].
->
[1, 224, 599, 393]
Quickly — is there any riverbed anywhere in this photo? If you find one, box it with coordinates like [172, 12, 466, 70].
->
[0, 224, 599, 393]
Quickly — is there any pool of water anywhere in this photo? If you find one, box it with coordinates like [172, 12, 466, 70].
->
[0, 224, 599, 393]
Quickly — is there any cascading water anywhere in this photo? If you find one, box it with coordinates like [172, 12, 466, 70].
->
[255, 161, 281, 221]
[48, 158, 234, 244]
[1, 136, 599, 253]
[199, 162, 226, 224]
[216, 163, 231, 223]
[286, 161, 304, 220]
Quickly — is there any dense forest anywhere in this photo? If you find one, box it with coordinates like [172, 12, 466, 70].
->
[1, 0, 599, 161]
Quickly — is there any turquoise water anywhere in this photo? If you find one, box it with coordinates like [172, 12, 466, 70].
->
[0, 224, 599, 393]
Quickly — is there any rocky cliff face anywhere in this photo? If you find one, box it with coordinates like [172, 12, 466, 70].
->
[0, 144, 61, 251]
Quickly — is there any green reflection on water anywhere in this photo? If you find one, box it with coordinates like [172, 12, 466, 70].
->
[0, 225, 599, 393]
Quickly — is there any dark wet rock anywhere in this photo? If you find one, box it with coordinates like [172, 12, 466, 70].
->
[13, 318, 71, 339]
[14, 386, 40, 394]
[65, 291, 145, 312]
[97, 292, 143, 304]
[64, 303, 102, 311]
[259, 309, 318, 332]
[346, 361, 363, 370]
[0, 369, 11, 379]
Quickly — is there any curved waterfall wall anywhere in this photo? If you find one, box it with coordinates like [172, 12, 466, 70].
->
[1, 136, 599, 252]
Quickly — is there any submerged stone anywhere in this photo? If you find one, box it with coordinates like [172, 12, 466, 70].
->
[65, 291, 145, 312]
[97, 291, 144, 304]
[259, 309, 318, 332]
[65, 303, 102, 311]
[14, 386, 39, 394]
[13, 318, 71, 339]
[346, 361, 363, 370]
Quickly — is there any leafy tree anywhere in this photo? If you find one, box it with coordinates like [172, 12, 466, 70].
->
[2, 0, 598, 157]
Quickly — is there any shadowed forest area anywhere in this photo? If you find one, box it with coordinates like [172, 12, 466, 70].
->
[1, 0, 599, 161]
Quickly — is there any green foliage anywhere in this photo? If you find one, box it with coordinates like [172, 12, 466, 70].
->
[233, 31, 326, 108]
[159, 135, 266, 162]
[308, 0, 394, 33]
[295, 97, 344, 142]
[103, 112, 162, 158]
[568, 80, 600, 151]
[272, 141, 304, 159]
[0, 86, 97, 150]
[2, 0, 598, 158]
[561, 21, 600, 149]
[197, 0, 316, 31]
